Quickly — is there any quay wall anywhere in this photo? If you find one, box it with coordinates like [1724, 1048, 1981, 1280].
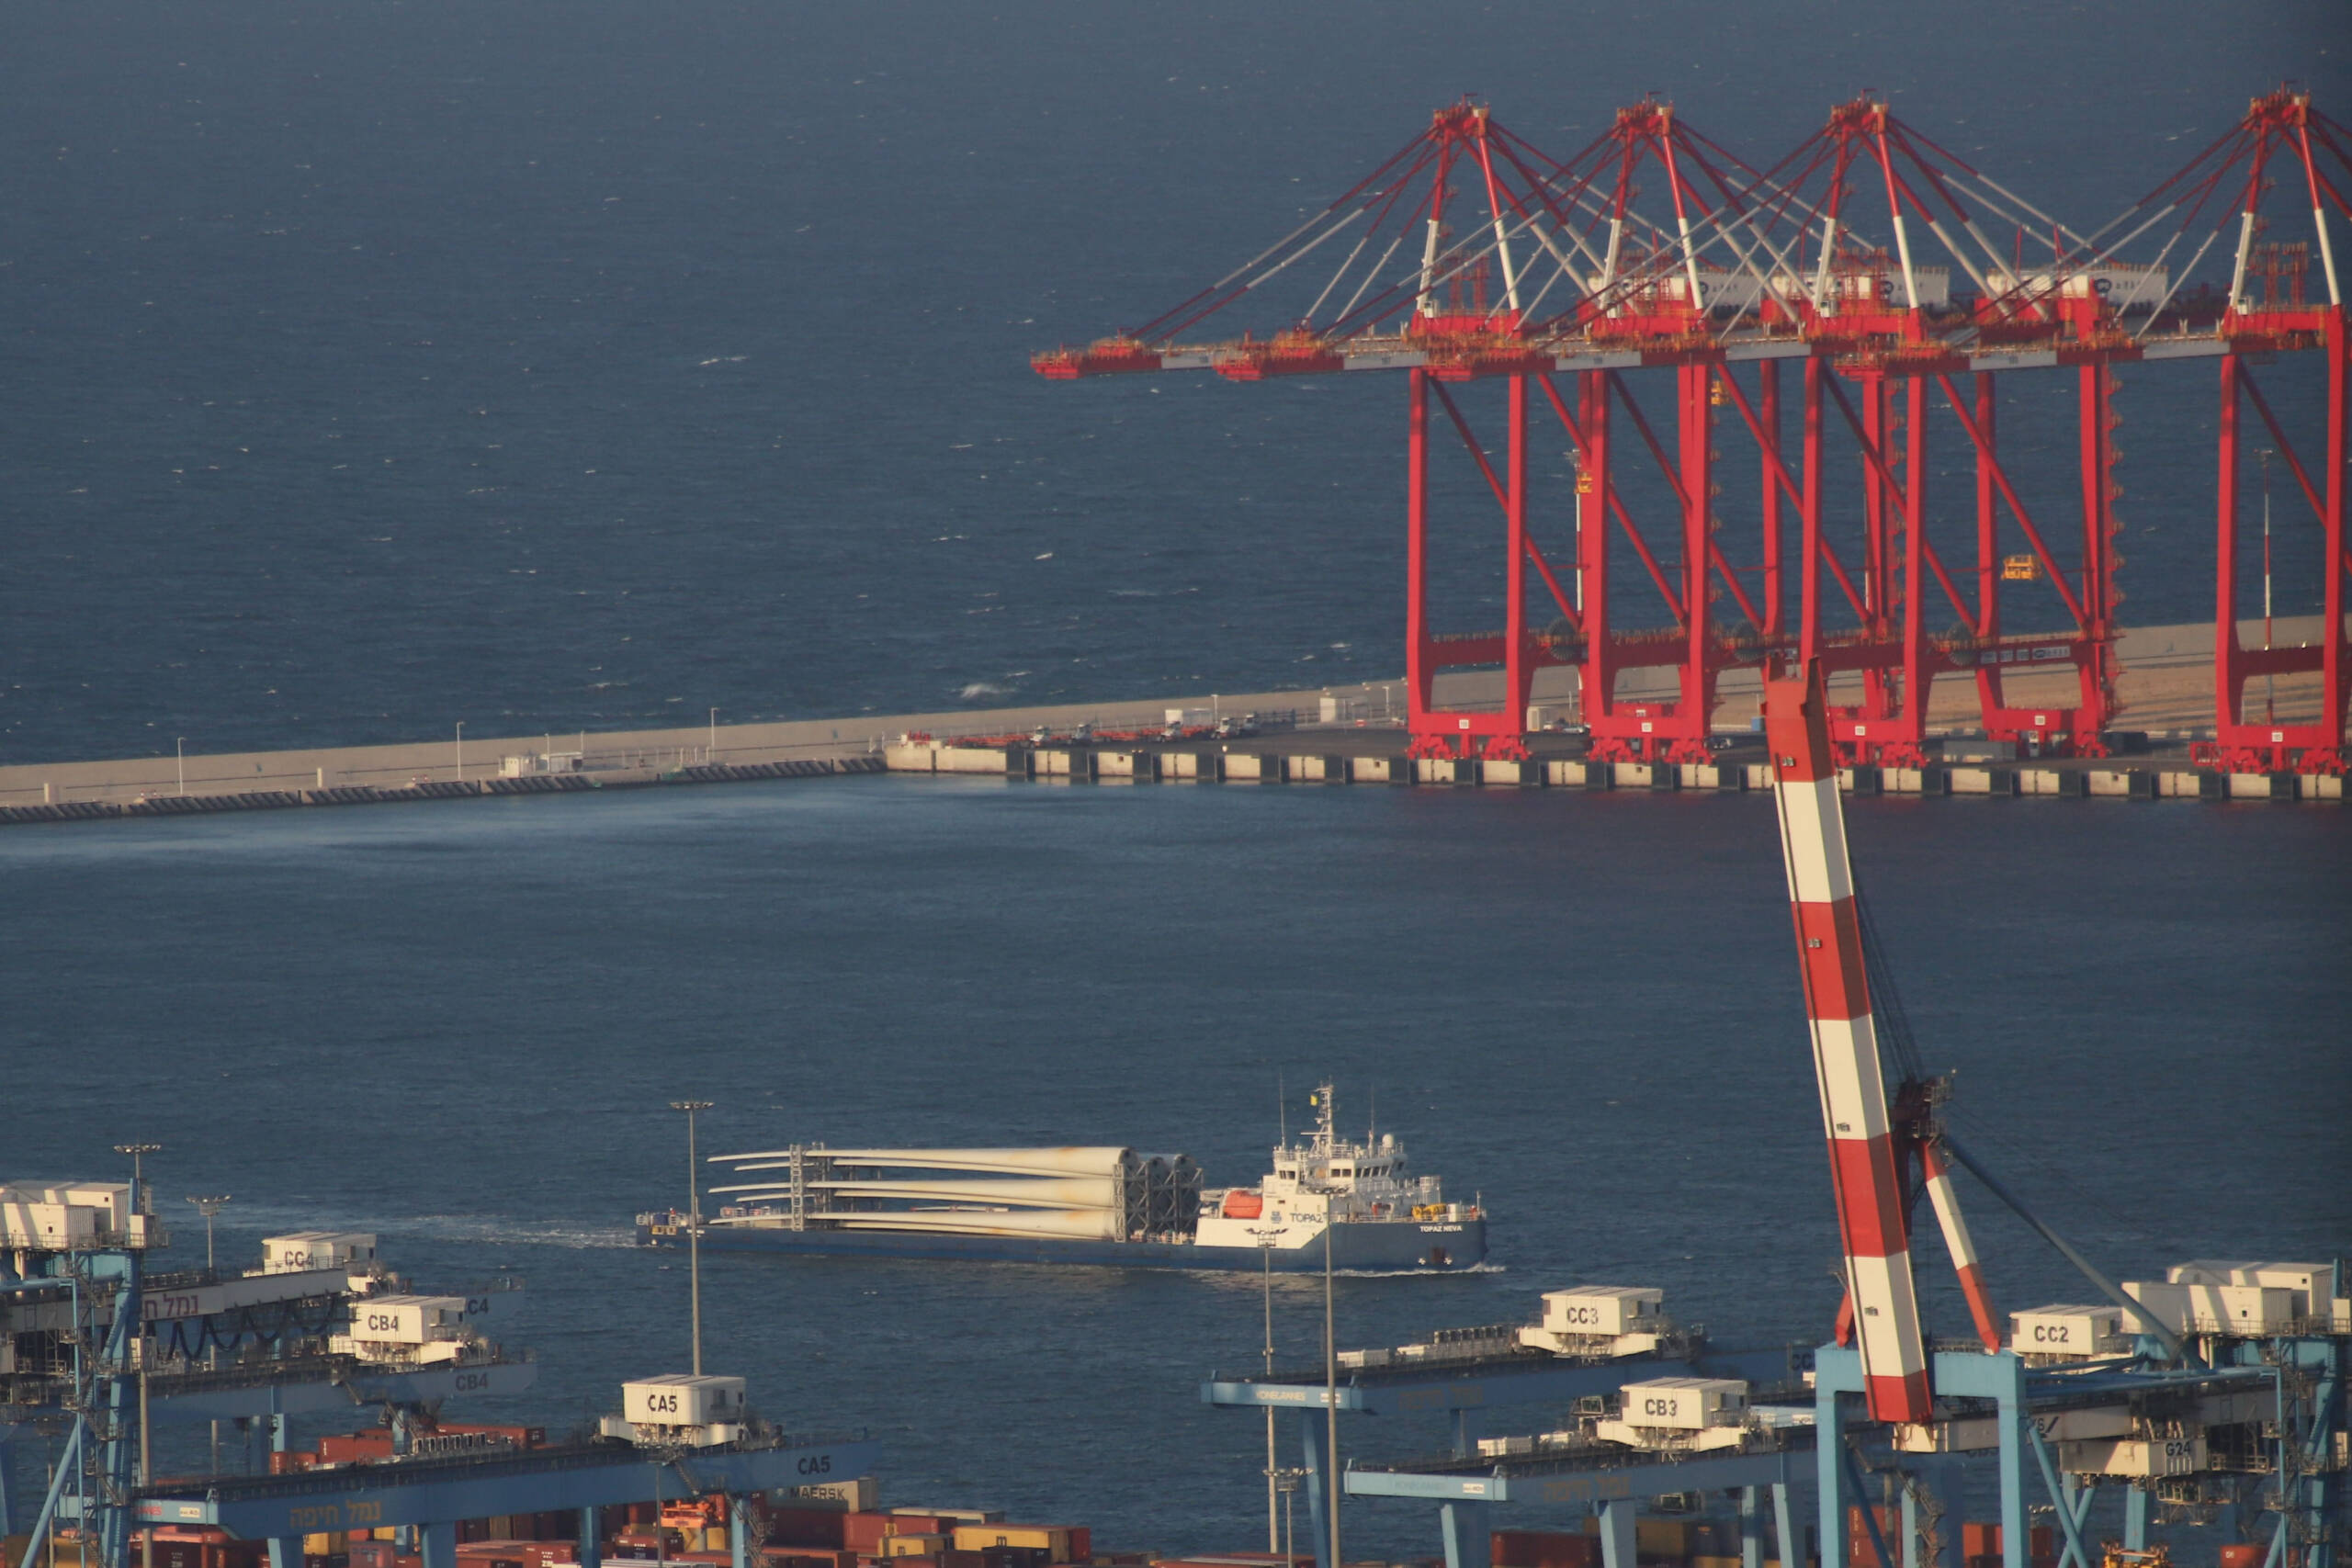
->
[0, 616, 2342, 825]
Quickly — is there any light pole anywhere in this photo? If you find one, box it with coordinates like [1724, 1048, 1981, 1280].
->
[1323, 1220, 1340, 1568]
[669, 1100, 714, 1375]
[186, 1196, 230, 1472]
[114, 1144, 161, 1568]
[186, 1196, 230, 1271]
[708, 708, 718, 763]
[454, 722, 465, 783]
[113, 1144, 162, 1223]
[175, 739, 186, 796]
[1262, 1243, 1279, 1551]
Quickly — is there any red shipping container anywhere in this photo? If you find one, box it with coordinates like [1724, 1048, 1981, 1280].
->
[1064, 1535, 1090, 1564]
[1956, 1527, 2053, 1564]
[889, 1521, 946, 1540]
[769, 1513, 851, 1551]
[1495, 1533, 1600, 1568]
[1848, 1508, 1898, 1565]
[843, 1517, 892, 1556]
[318, 1433, 396, 1465]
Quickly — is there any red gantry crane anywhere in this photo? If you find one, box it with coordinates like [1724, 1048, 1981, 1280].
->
[1036, 90, 2350, 773]
[2083, 87, 2351, 773]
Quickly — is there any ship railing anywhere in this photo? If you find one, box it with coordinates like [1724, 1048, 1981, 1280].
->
[1356, 1423, 1816, 1477]
[753, 1427, 872, 1451]
[134, 1428, 857, 1505]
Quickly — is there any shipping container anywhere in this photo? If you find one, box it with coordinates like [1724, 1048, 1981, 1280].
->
[1955, 1526, 2052, 1561]
[1635, 1519, 1692, 1556]
[766, 1512, 850, 1550]
[1690, 1523, 1741, 1557]
[317, 1433, 397, 1465]
[842, 1517, 894, 1556]
[786, 1481, 878, 1514]
[886, 1541, 949, 1561]
[1492, 1529, 1600, 1568]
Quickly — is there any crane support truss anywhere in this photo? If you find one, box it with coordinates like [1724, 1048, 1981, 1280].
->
[1035, 89, 2352, 771]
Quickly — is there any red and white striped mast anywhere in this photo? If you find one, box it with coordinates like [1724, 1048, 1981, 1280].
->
[1763, 662, 1939, 1421]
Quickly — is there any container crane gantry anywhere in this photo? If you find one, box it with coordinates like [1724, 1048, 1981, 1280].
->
[1034, 89, 2351, 773]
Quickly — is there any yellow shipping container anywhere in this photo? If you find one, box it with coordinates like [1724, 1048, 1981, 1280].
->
[951, 1528, 1069, 1558]
[303, 1536, 336, 1556]
[886, 1539, 949, 1559]
[704, 1530, 729, 1552]
[1637, 1522, 1692, 1557]
[1693, 1556, 1745, 1568]
[7, 1540, 96, 1568]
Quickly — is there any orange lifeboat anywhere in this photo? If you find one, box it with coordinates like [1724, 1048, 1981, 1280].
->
[1221, 1189, 1265, 1219]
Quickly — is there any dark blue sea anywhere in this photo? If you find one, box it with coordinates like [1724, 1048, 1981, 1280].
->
[6, 780, 2348, 1554]
[3, 2, 2348, 1560]
[3, 0, 2348, 761]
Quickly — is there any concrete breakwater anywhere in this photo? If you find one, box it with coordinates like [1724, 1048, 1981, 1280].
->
[0, 677, 1348, 828]
[0, 616, 2340, 828]
[0, 757, 885, 827]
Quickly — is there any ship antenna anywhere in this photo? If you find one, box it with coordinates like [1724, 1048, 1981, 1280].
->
[1278, 1070, 1286, 1149]
[1369, 1084, 1375, 1145]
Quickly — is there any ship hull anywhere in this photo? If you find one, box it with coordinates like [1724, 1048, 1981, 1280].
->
[639, 1217, 1485, 1272]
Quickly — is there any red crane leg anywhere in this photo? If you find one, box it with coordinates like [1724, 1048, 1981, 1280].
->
[1506, 373, 1531, 740]
[1892, 373, 1928, 766]
[1675, 359, 1717, 761]
[2215, 355, 2247, 745]
[1861, 371, 1894, 729]
[2075, 362, 2119, 754]
[1762, 361, 1785, 639]
[2327, 312, 2349, 769]
[1802, 360, 1826, 671]
[1408, 367, 1433, 724]
[1764, 665, 1932, 1425]
[1974, 374, 2007, 719]
[1582, 371, 1617, 739]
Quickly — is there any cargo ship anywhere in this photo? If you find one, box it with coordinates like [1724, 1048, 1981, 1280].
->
[637, 1086, 1486, 1271]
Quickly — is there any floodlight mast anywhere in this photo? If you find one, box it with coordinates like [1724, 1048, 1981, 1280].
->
[670, 1100, 715, 1375]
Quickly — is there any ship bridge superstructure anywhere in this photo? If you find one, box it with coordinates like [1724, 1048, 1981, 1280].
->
[1254, 1084, 1443, 1224]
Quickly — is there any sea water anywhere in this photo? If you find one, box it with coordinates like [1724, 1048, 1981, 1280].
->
[5, 777, 2344, 1554]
